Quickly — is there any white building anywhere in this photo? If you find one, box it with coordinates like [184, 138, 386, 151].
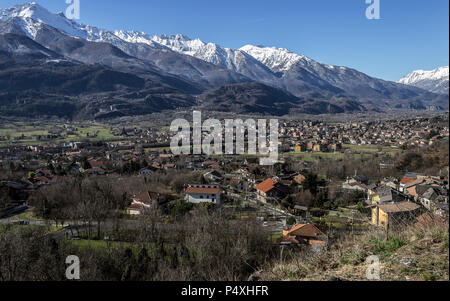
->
[185, 184, 221, 205]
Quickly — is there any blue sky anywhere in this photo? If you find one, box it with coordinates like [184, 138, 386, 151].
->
[2, 0, 449, 81]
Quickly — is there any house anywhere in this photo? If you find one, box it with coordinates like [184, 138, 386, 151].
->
[330, 143, 342, 152]
[34, 176, 51, 185]
[313, 144, 324, 152]
[255, 178, 290, 204]
[89, 160, 105, 169]
[370, 186, 410, 205]
[281, 224, 327, 248]
[230, 178, 248, 192]
[185, 184, 221, 205]
[83, 167, 106, 176]
[414, 185, 448, 211]
[367, 184, 378, 202]
[127, 191, 161, 215]
[380, 177, 399, 190]
[342, 178, 367, 192]
[292, 205, 310, 221]
[203, 170, 223, 183]
[415, 212, 446, 228]
[293, 174, 306, 185]
[371, 202, 421, 229]
[398, 173, 438, 192]
[403, 176, 443, 192]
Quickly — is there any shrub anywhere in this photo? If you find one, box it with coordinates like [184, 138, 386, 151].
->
[370, 236, 407, 258]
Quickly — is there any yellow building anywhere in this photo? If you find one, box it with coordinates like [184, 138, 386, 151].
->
[371, 202, 421, 228]
[313, 144, 322, 152]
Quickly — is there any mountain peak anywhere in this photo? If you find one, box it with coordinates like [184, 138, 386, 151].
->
[158, 33, 192, 41]
[239, 44, 308, 72]
[3, 2, 50, 20]
[0, 1, 85, 38]
[399, 66, 449, 94]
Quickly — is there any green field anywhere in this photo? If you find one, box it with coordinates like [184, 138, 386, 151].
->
[342, 144, 402, 156]
[0, 122, 123, 146]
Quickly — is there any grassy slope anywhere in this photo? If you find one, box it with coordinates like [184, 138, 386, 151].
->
[262, 223, 449, 281]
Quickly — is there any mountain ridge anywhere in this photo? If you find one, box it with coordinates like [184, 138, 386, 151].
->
[399, 66, 449, 95]
[0, 2, 448, 120]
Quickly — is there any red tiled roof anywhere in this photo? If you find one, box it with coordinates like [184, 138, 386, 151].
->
[400, 177, 416, 185]
[34, 176, 51, 182]
[415, 212, 445, 228]
[90, 161, 105, 167]
[38, 169, 53, 176]
[134, 191, 155, 203]
[293, 174, 306, 184]
[283, 224, 325, 239]
[255, 178, 278, 193]
[348, 181, 367, 188]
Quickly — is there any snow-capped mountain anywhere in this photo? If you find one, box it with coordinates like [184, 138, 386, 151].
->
[0, 2, 252, 88]
[0, 3, 275, 82]
[0, 2, 448, 118]
[0, 2, 164, 47]
[0, 2, 80, 38]
[240, 45, 310, 73]
[140, 34, 278, 83]
[399, 66, 449, 94]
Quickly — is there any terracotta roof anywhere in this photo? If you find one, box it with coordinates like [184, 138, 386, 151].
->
[84, 167, 105, 173]
[400, 177, 416, 185]
[34, 176, 51, 182]
[38, 169, 53, 176]
[348, 181, 367, 188]
[377, 202, 421, 213]
[255, 178, 278, 193]
[134, 191, 159, 204]
[90, 161, 105, 167]
[293, 174, 306, 184]
[186, 185, 220, 195]
[283, 224, 325, 238]
[415, 212, 445, 228]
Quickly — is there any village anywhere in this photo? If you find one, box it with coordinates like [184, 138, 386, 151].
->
[0, 114, 448, 253]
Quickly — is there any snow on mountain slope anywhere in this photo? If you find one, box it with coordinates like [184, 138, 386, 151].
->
[0, 3, 274, 82]
[148, 34, 278, 83]
[0, 2, 164, 48]
[239, 45, 308, 73]
[399, 66, 449, 94]
[1, 2, 446, 109]
[0, 2, 393, 91]
[0, 3, 253, 89]
[0, 2, 87, 38]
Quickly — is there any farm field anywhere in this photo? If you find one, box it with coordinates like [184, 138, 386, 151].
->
[0, 122, 123, 146]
